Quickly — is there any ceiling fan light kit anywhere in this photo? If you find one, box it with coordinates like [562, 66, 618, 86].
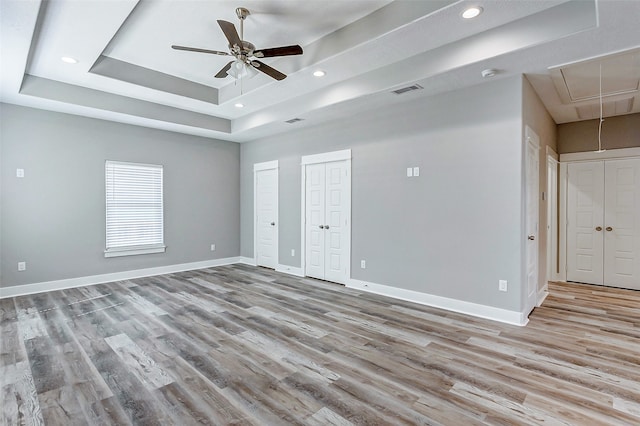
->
[171, 6, 303, 82]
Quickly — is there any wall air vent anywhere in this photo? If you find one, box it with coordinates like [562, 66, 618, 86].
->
[392, 84, 423, 95]
[285, 118, 304, 124]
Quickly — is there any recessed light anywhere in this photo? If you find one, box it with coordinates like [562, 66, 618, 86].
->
[462, 6, 483, 19]
[313, 70, 326, 77]
[234, 103, 244, 108]
[61, 56, 78, 64]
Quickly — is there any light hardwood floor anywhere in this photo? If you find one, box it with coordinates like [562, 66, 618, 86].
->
[1, 264, 639, 425]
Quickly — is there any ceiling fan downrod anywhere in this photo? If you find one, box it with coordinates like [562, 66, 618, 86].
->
[236, 7, 250, 41]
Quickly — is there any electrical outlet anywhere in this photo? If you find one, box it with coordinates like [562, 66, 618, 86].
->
[413, 167, 420, 177]
[291, 249, 295, 257]
[499, 280, 508, 292]
[361, 260, 366, 269]
[210, 244, 216, 251]
[406, 167, 413, 177]
[16, 168, 25, 178]
[18, 261, 26, 271]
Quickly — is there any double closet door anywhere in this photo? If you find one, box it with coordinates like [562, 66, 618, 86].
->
[567, 158, 640, 289]
[305, 160, 349, 283]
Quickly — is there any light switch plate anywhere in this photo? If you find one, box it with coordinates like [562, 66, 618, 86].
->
[413, 167, 420, 177]
[16, 168, 25, 178]
[406, 167, 413, 177]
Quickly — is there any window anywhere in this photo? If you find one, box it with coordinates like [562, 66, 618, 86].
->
[105, 161, 165, 257]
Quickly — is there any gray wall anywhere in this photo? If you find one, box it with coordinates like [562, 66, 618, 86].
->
[557, 113, 640, 153]
[241, 76, 526, 312]
[1, 104, 240, 287]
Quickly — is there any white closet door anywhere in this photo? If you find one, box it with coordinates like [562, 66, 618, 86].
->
[604, 158, 640, 289]
[324, 161, 349, 283]
[255, 168, 278, 268]
[305, 163, 326, 280]
[567, 162, 605, 285]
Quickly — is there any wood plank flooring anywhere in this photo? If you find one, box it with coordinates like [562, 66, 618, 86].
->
[1, 264, 639, 425]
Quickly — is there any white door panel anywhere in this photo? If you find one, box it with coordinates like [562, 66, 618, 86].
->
[604, 159, 640, 289]
[255, 168, 278, 268]
[525, 135, 539, 315]
[304, 159, 350, 283]
[567, 162, 604, 285]
[566, 158, 639, 290]
[306, 163, 326, 280]
[324, 161, 349, 283]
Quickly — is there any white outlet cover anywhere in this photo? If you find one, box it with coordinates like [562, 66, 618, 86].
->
[18, 261, 26, 271]
[360, 260, 366, 268]
[499, 280, 508, 291]
[406, 167, 413, 177]
[210, 244, 216, 251]
[16, 168, 25, 178]
[413, 167, 420, 177]
[291, 249, 295, 257]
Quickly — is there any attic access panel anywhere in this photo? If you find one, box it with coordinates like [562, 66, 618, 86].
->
[550, 48, 640, 102]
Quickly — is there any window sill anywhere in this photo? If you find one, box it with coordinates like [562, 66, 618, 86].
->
[104, 246, 166, 258]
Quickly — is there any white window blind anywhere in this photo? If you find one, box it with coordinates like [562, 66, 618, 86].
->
[105, 161, 165, 257]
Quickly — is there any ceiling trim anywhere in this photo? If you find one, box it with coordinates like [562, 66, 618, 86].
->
[90, 56, 220, 104]
[20, 75, 231, 133]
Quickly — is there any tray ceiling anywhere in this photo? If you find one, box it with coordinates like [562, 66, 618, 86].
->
[2, 0, 640, 142]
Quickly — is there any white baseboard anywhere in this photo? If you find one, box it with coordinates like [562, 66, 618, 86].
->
[347, 279, 527, 326]
[1, 259, 528, 327]
[0, 257, 243, 299]
[236, 257, 256, 266]
[275, 264, 304, 277]
[537, 284, 550, 307]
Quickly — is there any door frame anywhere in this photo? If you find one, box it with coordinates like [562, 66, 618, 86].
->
[300, 149, 351, 284]
[524, 126, 540, 316]
[558, 147, 640, 283]
[254, 160, 279, 267]
[546, 147, 559, 285]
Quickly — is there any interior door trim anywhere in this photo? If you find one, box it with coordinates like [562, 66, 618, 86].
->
[254, 160, 279, 268]
[300, 150, 351, 283]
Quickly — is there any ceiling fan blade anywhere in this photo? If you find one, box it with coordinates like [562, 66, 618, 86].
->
[253, 45, 303, 58]
[217, 20, 242, 48]
[171, 45, 230, 56]
[250, 60, 286, 81]
[215, 61, 234, 78]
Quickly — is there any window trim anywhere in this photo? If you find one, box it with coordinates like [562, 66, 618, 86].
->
[104, 160, 166, 258]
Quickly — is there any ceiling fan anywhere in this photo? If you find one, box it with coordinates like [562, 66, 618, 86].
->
[171, 7, 303, 81]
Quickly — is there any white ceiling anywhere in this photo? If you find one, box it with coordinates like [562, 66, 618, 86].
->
[1, 0, 639, 143]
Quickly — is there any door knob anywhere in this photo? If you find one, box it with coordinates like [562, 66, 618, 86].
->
[606, 226, 613, 232]
[528, 235, 535, 241]
[270, 222, 275, 226]
[595, 226, 602, 231]
[319, 225, 324, 229]
[325, 225, 330, 229]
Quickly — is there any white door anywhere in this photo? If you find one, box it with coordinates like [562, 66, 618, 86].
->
[567, 162, 605, 285]
[255, 166, 278, 269]
[603, 158, 640, 289]
[304, 159, 350, 283]
[305, 163, 326, 279]
[525, 135, 539, 314]
[323, 161, 350, 283]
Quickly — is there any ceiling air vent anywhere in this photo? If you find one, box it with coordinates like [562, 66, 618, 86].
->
[285, 118, 304, 124]
[392, 84, 423, 95]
